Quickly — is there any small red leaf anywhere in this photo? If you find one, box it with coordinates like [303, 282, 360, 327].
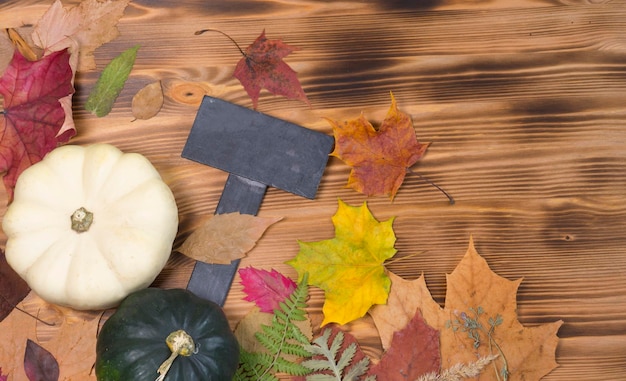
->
[366, 308, 441, 380]
[24, 339, 59, 381]
[234, 30, 309, 109]
[0, 48, 75, 201]
[0, 367, 7, 381]
[239, 267, 297, 313]
[0, 249, 30, 323]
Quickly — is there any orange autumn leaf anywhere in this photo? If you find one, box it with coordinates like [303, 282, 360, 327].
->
[327, 92, 429, 199]
[178, 212, 282, 264]
[369, 237, 563, 381]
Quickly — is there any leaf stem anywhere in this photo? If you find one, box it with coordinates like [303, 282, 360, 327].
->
[407, 170, 455, 205]
[0, 293, 55, 326]
[194, 28, 247, 57]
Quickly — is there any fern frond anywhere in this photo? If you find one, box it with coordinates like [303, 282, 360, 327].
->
[302, 327, 373, 381]
[235, 273, 314, 380]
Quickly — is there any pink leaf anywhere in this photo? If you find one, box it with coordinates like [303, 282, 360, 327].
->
[0, 49, 75, 201]
[239, 267, 297, 313]
[0, 367, 7, 381]
[24, 339, 59, 381]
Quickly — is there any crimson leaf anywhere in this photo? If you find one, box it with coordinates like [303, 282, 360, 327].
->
[233, 30, 309, 109]
[24, 339, 59, 381]
[239, 267, 297, 313]
[0, 49, 75, 201]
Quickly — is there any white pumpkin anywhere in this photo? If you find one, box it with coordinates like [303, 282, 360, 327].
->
[2, 144, 178, 310]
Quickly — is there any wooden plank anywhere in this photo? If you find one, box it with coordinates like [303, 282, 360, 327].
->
[1, 0, 626, 379]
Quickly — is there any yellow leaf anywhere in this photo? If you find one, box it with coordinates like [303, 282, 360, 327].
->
[287, 199, 397, 326]
[178, 212, 282, 264]
[370, 237, 563, 381]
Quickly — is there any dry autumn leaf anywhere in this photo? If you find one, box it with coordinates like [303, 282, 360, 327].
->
[0, 49, 75, 201]
[43, 315, 100, 381]
[178, 212, 282, 264]
[327, 92, 429, 199]
[369, 237, 563, 381]
[132, 81, 164, 120]
[0, 293, 38, 381]
[196, 29, 309, 109]
[31, 0, 131, 72]
[287, 199, 397, 326]
[366, 309, 440, 380]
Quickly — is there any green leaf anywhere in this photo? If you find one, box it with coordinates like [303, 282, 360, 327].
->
[85, 45, 139, 117]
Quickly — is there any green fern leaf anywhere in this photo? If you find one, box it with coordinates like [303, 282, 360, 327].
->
[302, 327, 374, 381]
[235, 273, 314, 380]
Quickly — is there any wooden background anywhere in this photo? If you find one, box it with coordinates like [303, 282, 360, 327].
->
[2, 0, 626, 379]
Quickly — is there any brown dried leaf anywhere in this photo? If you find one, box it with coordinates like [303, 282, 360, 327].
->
[0, 293, 38, 381]
[132, 81, 164, 120]
[31, 0, 130, 71]
[6, 28, 37, 61]
[370, 237, 563, 381]
[44, 315, 100, 381]
[178, 212, 282, 264]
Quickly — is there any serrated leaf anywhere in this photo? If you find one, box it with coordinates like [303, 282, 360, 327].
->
[365, 309, 440, 380]
[287, 199, 397, 325]
[85, 45, 139, 117]
[239, 267, 297, 313]
[179, 213, 282, 265]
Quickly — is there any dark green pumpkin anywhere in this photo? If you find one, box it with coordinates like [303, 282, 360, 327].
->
[96, 288, 239, 381]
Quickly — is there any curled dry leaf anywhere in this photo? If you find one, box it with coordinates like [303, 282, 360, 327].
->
[178, 212, 282, 265]
[132, 81, 164, 120]
[32, 0, 131, 71]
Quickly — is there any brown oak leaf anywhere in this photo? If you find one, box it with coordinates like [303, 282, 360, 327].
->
[369, 237, 563, 381]
[327, 92, 429, 199]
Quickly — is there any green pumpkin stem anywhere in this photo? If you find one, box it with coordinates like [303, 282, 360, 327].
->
[156, 330, 196, 381]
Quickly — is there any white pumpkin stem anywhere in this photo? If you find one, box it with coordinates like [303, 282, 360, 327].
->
[156, 329, 196, 381]
[71, 207, 93, 232]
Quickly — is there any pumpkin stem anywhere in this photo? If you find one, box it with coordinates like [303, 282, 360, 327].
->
[156, 330, 196, 381]
[71, 207, 94, 233]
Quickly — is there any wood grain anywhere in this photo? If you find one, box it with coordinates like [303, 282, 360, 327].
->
[2, 0, 626, 379]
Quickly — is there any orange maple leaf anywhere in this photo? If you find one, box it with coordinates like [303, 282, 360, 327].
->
[370, 237, 563, 381]
[327, 92, 429, 199]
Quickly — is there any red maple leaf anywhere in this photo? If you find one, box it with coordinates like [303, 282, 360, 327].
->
[239, 267, 297, 313]
[0, 49, 75, 201]
[233, 30, 309, 109]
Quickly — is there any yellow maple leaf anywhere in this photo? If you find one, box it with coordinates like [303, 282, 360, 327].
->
[370, 237, 563, 381]
[287, 199, 397, 326]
